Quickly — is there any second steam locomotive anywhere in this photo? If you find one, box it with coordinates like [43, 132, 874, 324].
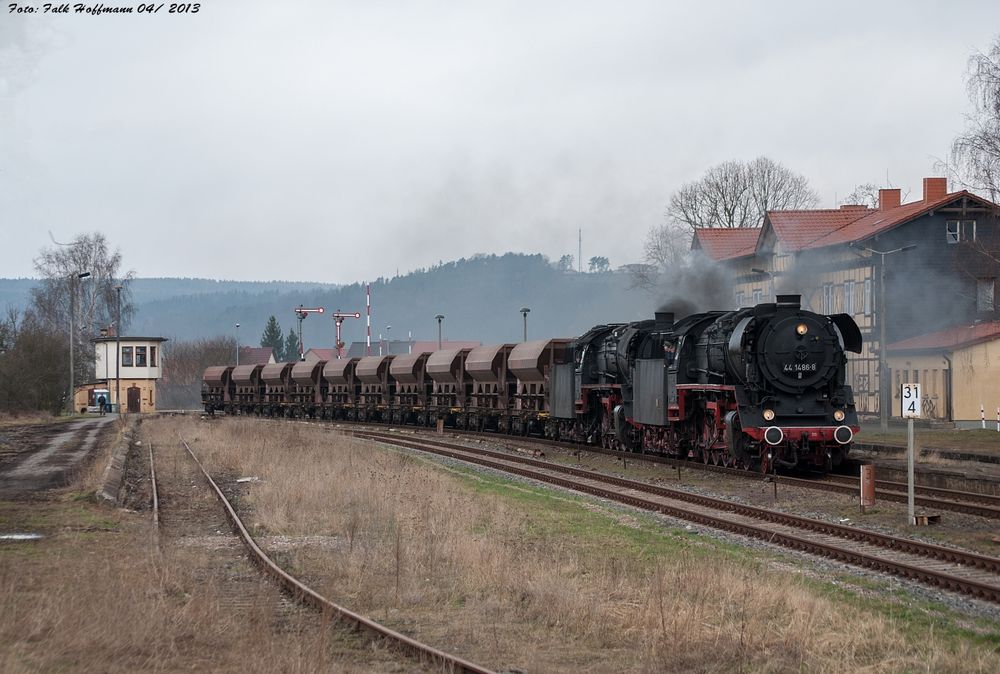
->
[203, 295, 862, 472]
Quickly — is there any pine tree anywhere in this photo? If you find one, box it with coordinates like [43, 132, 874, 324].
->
[260, 316, 283, 359]
[284, 327, 300, 362]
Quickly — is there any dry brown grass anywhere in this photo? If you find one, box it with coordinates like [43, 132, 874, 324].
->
[0, 416, 418, 673]
[168, 416, 1000, 673]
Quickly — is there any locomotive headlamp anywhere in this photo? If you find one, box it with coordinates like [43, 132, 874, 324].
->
[796, 323, 809, 336]
[833, 409, 846, 422]
[762, 409, 775, 421]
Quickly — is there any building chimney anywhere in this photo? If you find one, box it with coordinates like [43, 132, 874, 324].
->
[878, 188, 901, 211]
[923, 177, 948, 203]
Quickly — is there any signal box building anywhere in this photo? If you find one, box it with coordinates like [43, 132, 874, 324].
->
[92, 336, 168, 413]
[693, 177, 1000, 424]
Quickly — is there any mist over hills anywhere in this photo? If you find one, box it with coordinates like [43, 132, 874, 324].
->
[1, 254, 656, 349]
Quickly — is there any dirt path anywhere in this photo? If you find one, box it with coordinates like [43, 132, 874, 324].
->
[0, 416, 116, 497]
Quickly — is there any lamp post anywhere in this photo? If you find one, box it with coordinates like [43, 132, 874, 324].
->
[520, 307, 531, 342]
[435, 314, 444, 349]
[860, 244, 916, 434]
[115, 284, 122, 414]
[68, 271, 91, 414]
[750, 268, 776, 302]
[386, 324, 391, 355]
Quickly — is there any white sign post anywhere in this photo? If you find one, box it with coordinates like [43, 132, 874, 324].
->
[901, 383, 921, 525]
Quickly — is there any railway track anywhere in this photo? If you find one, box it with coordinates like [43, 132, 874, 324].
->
[352, 429, 1000, 604]
[455, 428, 1000, 519]
[206, 412, 1000, 519]
[171, 435, 494, 674]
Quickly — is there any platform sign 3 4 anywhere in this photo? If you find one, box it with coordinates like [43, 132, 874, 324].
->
[901, 383, 921, 418]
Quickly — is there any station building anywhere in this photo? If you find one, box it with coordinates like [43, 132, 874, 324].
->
[692, 177, 1000, 425]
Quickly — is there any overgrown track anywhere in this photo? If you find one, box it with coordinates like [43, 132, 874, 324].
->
[352, 429, 1000, 605]
[177, 435, 495, 674]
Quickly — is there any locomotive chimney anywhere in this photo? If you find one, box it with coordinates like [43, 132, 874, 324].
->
[654, 311, 674, 331]
[776, 294, 801, 309]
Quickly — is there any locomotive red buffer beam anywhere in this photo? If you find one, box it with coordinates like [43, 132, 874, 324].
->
[744, 425, 858, 446]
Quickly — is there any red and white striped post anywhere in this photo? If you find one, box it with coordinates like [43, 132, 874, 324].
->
[366, 283, 372, 356]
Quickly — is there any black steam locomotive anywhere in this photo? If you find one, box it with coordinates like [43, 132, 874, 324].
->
[559, 294, 861, 472]
[203, 295, 861, 472]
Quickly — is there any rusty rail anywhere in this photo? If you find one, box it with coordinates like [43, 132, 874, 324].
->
[177, 436, 494, 674]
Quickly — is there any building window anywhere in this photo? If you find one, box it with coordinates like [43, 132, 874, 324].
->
[946, 221, 960, 243]
[864, 279, 872, 316]
[150, 346, 157, 367]
[977, 278, 995, 312]
[752, 289, 763, 304]
[822, 283, 834, 314]
[122, 346, 133, 367]
[135, 346, 147, 367]
[735, 291, 745, 308]
[844, 280, 855, 315]
[947, 219, 977, 243]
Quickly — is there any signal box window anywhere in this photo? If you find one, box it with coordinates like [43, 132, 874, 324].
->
[735, 291, 745, 308]
[844, 280, 855, 315]
[150, 346, 157, 367]
[122, 346, 133, 367]
[752, 289, 762, 304]
[136, 347, 147, 367]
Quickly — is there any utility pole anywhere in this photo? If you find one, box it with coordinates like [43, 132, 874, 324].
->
[68, 271, 91, 414]
[235, 323, 240, 366]
[115, 284, 122, 414]
[520, 307, 531, 342]
[435, 314, 445, 349]
[859, 244, 916, 434]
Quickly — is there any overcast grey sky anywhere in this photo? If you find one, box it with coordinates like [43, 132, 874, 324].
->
[3, 1, 999, 283]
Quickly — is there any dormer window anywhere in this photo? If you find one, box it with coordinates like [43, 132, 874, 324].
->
[946, 220, 976, 243]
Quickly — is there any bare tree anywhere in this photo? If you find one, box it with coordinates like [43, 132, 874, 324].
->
[842, 183, 881, 208]
[666, 156, 819, 230]
[157, 336, 235, 409]
[30, 233, 136, 385]
[0, 311, 67, 413]
[949, 36, 1000, 201]
[632, 222, 692, 290]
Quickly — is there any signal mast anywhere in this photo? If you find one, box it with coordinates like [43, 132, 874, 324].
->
[330, 310, 362, 359]
[293, 305, 324, 361]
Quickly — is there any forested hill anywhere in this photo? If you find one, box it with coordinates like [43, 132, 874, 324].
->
[0, 254, 656, 346]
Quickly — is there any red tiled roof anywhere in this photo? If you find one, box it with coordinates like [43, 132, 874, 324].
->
[766, 190, 994, 253]
[238, 346, 274, 365]
[807, 191, 987, 249]
[766, 207, 873, 252]
[692, 228, 762, 261]
[888, 322, 1000, 353]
